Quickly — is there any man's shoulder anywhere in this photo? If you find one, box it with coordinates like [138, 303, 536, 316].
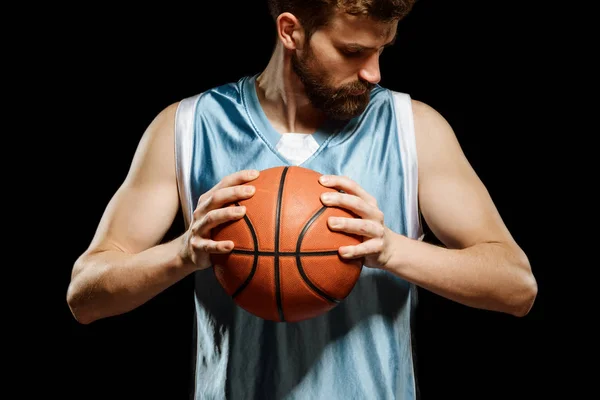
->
[174, 75, 254, 124]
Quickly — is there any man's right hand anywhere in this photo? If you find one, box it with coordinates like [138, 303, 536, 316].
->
[179, 169, 260, 270]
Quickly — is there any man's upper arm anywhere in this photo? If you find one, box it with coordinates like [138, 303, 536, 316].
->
[412, 99, 518, 250]
[85, 101, 182, 255]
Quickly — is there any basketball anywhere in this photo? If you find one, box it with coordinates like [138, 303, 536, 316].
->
[210, 166, 363, 323]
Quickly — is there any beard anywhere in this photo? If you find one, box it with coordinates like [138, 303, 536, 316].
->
[291, 44, 374, 121]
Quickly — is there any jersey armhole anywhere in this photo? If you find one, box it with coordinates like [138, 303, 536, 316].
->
[174, 93, 202, 229]
[391, 91, 424, 242]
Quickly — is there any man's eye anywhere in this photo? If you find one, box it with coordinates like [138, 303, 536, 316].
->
[342, 49, 363, 57]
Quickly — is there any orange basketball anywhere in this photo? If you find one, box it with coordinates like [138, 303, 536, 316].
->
[210, 166, 363, 323]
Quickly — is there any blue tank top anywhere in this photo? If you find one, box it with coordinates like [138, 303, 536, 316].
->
[175, 74, 423, 400]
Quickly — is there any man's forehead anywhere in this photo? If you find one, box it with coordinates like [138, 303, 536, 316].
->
[326, 10, 398, 43]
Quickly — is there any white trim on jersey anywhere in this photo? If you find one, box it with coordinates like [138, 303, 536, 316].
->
[275, 133, 320, 166]
[174, 93, 202, 230]
[391, 91, 424, 242]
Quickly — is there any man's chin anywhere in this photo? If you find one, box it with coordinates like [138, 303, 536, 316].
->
[325, 106, 368, 121]
[326, 99, 369, 121]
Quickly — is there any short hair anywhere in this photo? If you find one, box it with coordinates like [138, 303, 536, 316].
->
[267, 0, 417, 38]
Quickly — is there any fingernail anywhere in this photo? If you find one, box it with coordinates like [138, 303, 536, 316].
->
[321, 193, 333, 202]
[319, 175, 329, 184]
[329, 217, 341, 228]
[249, 170, 259, 178]
[244, 186, 255, 195]
[235, 206, 246, 215]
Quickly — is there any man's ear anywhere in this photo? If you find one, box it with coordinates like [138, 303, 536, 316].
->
[276, 12, 306, 50]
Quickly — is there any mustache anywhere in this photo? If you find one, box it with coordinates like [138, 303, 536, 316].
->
[336, 81, 374, 97]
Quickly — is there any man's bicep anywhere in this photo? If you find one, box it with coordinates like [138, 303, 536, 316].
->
[86, 102, 182, 255]
[413, 100, 515, 249]
[418, 164, 513, 249]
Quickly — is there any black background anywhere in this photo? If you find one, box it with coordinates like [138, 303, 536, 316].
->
[46, 1, 565, 398]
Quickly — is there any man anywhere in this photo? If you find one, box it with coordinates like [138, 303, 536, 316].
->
[67, 0, 538, 398]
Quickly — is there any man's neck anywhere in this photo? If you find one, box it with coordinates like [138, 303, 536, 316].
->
[255, 42, 326, 135]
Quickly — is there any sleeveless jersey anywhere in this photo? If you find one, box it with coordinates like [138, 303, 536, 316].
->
[175, 74, 423, 400]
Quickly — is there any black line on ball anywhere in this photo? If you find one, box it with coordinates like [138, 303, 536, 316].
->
[295, 205, 340, 304]
[231, 201, 260, 299]
[274, 167, 289, 322]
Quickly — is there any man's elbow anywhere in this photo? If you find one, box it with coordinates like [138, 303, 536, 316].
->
[66, 260, 103, 325]
[66, 283, 97, 325]
[510, 275, 538, 317]
[66, 253, 106, 325]
[508, 254, 538, 317]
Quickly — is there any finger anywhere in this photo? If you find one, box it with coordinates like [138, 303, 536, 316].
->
[198, 184, 256, 214]
[327, 217, 384, 238]
[319, 174, 377, 207]
[320, 191, 384, 223]
[213, 169, 260, 193]
[193, 205, 246, 237]
[338, 238, 384, 259]
[191, 237, 235, 254]
[197, 169, 260, 208]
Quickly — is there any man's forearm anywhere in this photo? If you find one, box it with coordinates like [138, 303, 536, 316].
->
[67, 237, 197, 324]
[383, 232, 537, 316]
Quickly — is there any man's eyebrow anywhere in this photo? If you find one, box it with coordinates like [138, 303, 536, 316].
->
[342, 35, 397, 50]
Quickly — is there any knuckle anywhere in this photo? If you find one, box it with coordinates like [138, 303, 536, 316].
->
[237, 186, 249, 196]
[202, 211, 214, 226]
[370, 197, 378, 207]
[213, 191, 227, 206]
[350, 195, 361, 208]
[227, 171, 239, 181]
[218, 178, 230, 188]
[358, 199, 370, 214]
[359, 223, 369, 235]
[197, 196, 213, 212]
[331, 217, 344, 229]
[190, 221, 201, 235]
[219, 176, 232, 189]
[193, 209, 202, 220]
[354, 244, 364, 256]
[192, 237, 206, 252]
